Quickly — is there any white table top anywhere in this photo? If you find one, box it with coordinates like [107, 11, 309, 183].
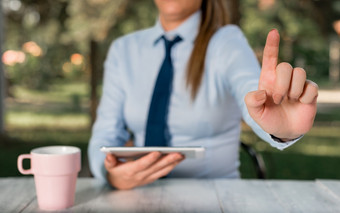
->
[1, 177, 340, 212]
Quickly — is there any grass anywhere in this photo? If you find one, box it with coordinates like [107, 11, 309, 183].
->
[6, 112, 89, 129]
[11, 80, 89, 103]
[7, 127, 91, 144]
[241, 125, 340, 157]
[240, 127, 340, 179]
[2, 81, 340, 180]
[314, 108, 340, 125]
[6, 80, 91, 129]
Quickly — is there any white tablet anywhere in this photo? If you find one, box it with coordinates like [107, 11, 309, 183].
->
[100, 146, 205, 159]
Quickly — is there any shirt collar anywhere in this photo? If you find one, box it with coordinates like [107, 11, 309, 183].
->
[151, 10, 201, 45]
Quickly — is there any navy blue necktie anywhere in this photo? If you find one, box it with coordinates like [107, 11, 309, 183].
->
[145, 35, 182, 147]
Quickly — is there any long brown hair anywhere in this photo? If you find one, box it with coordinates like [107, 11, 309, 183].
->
[186, 0, 229, 100]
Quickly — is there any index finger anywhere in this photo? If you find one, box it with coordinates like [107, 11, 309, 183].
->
[262, 29, 280, 73]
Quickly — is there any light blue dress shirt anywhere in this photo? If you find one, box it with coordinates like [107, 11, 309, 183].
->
[88, 11, 298, 182]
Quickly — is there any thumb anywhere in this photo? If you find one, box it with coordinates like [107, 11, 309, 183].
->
[105, 154, 118, 170]
[244, 90, 267, 118]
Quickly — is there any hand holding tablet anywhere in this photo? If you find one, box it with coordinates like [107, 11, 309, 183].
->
[103, 147, 200, 190]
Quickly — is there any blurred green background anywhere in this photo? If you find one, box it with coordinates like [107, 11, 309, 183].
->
[1, 0, 340, 179]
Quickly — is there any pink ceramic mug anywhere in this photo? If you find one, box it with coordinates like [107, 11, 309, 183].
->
[17, 146, 81, 211]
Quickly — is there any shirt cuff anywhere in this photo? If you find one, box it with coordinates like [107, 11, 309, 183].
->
[267, 134, 303, 150]
[270, 134, 303, 143]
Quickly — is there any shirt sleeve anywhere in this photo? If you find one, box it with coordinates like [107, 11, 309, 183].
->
[88, 40, 130, 182]
[215, 25, 300, 150]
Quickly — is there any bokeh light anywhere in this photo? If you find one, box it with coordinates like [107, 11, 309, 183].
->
[22, 41, 43, 57]
[70, 53, 84, 65]
[2, 50, 26, 66]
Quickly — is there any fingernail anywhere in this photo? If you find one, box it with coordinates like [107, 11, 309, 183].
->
[255, 90, 266, 101]
[273, 94, 283, 104]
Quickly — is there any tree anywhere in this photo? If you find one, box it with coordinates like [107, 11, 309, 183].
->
[3, 0, 157, 128]
[64, 0, 130, 125]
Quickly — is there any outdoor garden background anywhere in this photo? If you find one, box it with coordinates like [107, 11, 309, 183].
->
[1, 0, 340, 179]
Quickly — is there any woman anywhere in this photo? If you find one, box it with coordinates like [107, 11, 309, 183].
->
[88, 0, 318, 190]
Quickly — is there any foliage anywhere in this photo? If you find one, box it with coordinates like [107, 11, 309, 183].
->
[3, 0, 77, 89]
[240, 0, 334, 82]
[96, 0, 157, 81]
[3, 0, 339, 90]
[3, 0, 159, 91]
[62, 0, 128, 51]
[6, 49, 52, 90]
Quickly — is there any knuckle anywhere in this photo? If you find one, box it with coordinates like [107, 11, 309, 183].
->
[274, 85, 288, 95]
[275, 84, 287, 92]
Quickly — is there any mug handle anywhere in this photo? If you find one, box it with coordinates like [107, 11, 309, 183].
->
[17, 154, 33, 175]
